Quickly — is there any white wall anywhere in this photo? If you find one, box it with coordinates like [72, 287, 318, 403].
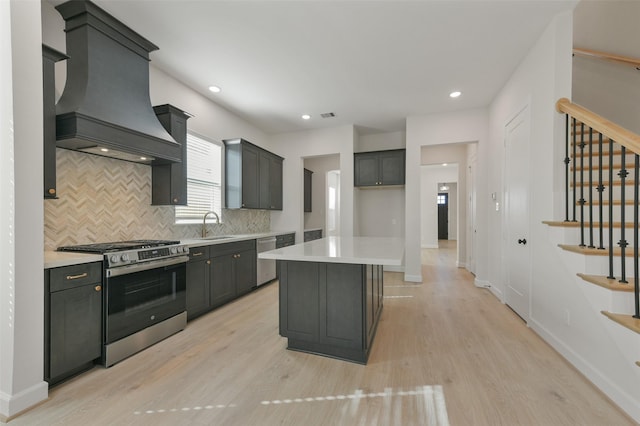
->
[572, 0, 640, 135]
[406, 109, 489, 282]
[354, 131, 406, 258]
[269, 126, 356, 243]
[420, 165, 458, 248]
[0, 0, 49, 420]
[303, 155, 339, 231]
[486, 9, 640, 423]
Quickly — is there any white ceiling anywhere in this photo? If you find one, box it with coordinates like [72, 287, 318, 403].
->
[54, 0, 576, 135]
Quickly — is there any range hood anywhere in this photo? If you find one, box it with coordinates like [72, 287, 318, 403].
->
[54, 0, 181, 164]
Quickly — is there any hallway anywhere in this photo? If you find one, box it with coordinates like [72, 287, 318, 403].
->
[9, 243, 633, 425]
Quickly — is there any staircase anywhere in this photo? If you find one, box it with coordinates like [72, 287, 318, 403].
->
[546, 98, 640, 370]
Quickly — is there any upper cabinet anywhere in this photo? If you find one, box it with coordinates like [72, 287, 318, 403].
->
[224, 138, 284, 210]
[151, 104, 192, 205]
[354, 149, 406, 187]
[304, 168, 313, 212]
[42, 44, 68, 199]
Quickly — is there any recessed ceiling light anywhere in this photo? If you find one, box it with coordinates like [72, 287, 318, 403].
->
[449, 91, 461, 98]
[140, 157, 147, 161]
[301, 114, 311, 120]
[442, 163, 448, 167]
[100, 148, 109, 152]
[208, 85, 221, 93]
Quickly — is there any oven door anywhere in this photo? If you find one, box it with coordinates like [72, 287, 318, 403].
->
[105, 256, 188, 344]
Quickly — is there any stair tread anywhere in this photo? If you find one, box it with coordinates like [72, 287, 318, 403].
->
[558, 244, 635, 257]
[577, 273, 635, 292]
[543, 220, 631, 228]
[601, 311, 640, 334]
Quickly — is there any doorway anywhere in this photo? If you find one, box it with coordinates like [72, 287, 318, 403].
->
[437, 192, 448, 240]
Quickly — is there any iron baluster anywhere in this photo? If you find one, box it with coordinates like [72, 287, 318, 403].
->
[564, 114, 570, 222]
[608, 138, 615, 280]
[634, 154, 639, 319]
[618, 145, 628, 283]
[597, 133, 605, 250]
[572, 118, 577, 222]
[588, 127, 594, 248]
[579, 123, 586, 247]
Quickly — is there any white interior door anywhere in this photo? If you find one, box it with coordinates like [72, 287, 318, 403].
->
[504, 106, 531, 321]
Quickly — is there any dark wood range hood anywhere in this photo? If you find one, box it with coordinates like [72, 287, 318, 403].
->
[54, 0, 181, 164]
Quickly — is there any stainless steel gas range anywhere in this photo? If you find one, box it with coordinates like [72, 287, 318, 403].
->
[58, 240, 189, 367]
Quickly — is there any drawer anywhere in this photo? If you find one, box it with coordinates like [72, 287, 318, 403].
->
[188, 246, 210, 261]
[49, 262, 102, 292]
[210, 239, 256, 257]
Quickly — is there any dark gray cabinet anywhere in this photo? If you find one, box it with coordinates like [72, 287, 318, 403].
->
[276, 232, 296, 279]
[278, 260, 383, 364]
[223, 138, 283, 210]
[211, 240, 256, 306]
[186, 246, 210, 320]
[304, 229, 323, 242]
[152, 104, 192, 205]
[304, 168, 313, 212]
[42, 44, 68, 199]
[186, 240, 257, 319]
[354, 149, 405, 187]
[45, 262, 102, 384]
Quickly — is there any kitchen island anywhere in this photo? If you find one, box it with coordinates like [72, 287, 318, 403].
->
[259, 236, 404, 364]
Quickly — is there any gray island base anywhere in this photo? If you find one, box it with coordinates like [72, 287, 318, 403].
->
[278, 260, 383, 364]
[259, 236, 405, 364]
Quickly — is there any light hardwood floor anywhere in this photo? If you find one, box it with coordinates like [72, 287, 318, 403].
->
[9, 242, 635, 425]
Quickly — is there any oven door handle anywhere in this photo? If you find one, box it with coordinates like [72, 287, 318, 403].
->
[106, 255, 189, 277]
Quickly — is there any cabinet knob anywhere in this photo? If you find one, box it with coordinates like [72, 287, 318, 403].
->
[94, 285, 102, 292]
[206, 260, 211, 265]
[48, 188, 56, 195]
[173, 198, 179, 203]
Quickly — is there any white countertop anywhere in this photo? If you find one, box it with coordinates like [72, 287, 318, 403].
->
[44, 251, 103, 269]
[258, 236, 405, 265]
[45, 230, 297, 268]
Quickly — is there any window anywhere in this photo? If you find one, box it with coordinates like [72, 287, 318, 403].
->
[175, 133, 223, 224]
[437, 194, 446, 205]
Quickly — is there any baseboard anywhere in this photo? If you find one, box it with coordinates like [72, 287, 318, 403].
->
[384, 265, 404, 273]
[457, 261, 467, 269]
[421, 244, 438, 249]
[474, 278, 491, 289]
[0, 380, 48, 421]
[404, 274, 422, 283]
[488, 282, 503, 302]
[529, 319, 640, 423]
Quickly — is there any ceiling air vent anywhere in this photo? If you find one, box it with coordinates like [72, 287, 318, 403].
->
[320, 112, 336, 118]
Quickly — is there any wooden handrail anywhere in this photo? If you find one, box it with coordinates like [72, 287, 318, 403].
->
[556, 98, 640, 156]
[573, 47, 640, 69]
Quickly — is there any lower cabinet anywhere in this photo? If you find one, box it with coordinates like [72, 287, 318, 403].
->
[45, 262, 102, 385]
[186, 240, 257, 320]
[278, 261, 384, 363]
[304, 229, 323, 242]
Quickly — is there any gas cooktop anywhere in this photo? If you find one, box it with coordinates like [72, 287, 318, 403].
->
[58, 240, 181, 254]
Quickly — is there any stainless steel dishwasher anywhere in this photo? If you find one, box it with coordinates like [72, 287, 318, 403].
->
[256, 236, 277, 286]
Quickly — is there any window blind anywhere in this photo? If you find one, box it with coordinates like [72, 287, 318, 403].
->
[175, 133, 222, 223]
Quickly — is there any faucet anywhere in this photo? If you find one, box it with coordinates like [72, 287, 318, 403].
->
[202, 211, 220, 238]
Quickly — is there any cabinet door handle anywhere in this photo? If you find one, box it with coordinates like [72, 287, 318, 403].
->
[192, 252, 204, 257]
[66, 272, 88, 280]
[94, 285, 102, 292]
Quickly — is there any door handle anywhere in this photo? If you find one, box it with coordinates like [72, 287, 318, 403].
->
[518, 238, 527, 245]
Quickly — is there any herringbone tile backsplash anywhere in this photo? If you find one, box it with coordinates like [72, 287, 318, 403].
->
[44, 149, 270, 250]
